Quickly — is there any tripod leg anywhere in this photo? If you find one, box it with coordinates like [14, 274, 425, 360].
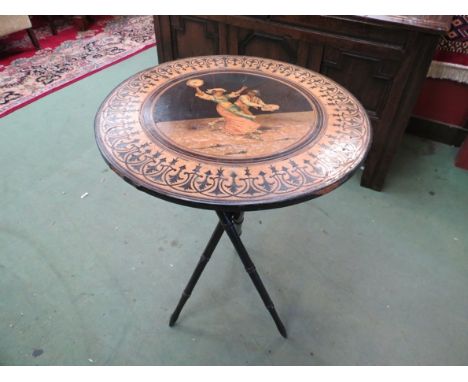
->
[232, 211, 244, 236]
[216, 211, 287, 338]
[169, 221, 224, 327]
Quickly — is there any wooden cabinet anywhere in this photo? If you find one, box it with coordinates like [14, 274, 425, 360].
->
[153, 15, 451, 191]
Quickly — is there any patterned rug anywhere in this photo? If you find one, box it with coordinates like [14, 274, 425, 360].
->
[427, 15, 468, 84]
[0, 16, 156, 118]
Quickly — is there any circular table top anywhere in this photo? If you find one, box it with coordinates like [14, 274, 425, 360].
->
[95, 55, 371, 211]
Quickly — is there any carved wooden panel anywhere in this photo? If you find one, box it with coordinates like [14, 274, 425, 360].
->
[237, 29, 299, 64]
[270, 16, 411, 48]
[321, 47, 400, 124]
[170, 16, 220, 59]
[300, 43, 324, 72]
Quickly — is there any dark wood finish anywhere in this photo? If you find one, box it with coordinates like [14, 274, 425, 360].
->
[95, 55, 371, 211]
[215, 210, 287, 338]
[71, 16, 92, 31]
[170, 211, 287, 337]
[26, 28, 40, 50]
[169, 220, 225, 327]
[407, 116, 468, 147]
[46, 16, 58, 35]
[153, 16, 451, 191]
[357, 15, 453, 33]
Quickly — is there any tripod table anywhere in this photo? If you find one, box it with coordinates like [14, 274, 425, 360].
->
[94, 55, 372, 338]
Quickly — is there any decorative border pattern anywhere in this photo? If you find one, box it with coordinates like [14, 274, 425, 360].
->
[95, 55, 372, 209]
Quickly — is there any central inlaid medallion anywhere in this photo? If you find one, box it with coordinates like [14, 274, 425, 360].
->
[141, 72, 322, 163]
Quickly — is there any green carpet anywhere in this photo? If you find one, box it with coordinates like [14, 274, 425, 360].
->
[1, 48, 467, 365]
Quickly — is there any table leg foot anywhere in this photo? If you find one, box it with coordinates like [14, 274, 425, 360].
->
[267, 306, 288, 338]
[169, 292, 190, 327]
[168, 221, 224, 327]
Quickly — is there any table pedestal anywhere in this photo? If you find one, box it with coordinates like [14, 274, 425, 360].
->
[169, 210, 287, 338]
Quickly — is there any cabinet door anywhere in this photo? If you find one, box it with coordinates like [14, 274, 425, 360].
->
[235, 29, 298, 63]
[157, 16, 325, 70]
[232, 27, 324, 71]
[320, 47, 402, 126]
[170, 16, 222, 58]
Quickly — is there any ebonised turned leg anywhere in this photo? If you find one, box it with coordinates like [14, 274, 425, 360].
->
[169, 221, 224, 327]
[232, 211, 244, 236]
[169, 211, 287, 338]
[216, 211, 287, 338]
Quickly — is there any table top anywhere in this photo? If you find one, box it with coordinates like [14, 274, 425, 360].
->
[95, 55, 371, 211]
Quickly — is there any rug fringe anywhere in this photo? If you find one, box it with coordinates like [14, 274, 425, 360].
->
[427, 61, 468, 84]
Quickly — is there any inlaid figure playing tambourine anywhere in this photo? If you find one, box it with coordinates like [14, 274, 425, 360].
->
[186, 78, 279, 135]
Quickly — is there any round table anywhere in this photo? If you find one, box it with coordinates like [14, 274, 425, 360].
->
[95, 55, 372, 338]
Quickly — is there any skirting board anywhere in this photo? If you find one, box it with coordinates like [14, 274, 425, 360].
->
[406, 116, 468, 147]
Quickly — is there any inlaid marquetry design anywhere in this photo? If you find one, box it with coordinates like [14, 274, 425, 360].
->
[95, 55, 371, 210]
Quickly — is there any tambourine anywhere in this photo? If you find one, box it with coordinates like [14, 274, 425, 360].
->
[186, 79, 204, 88]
